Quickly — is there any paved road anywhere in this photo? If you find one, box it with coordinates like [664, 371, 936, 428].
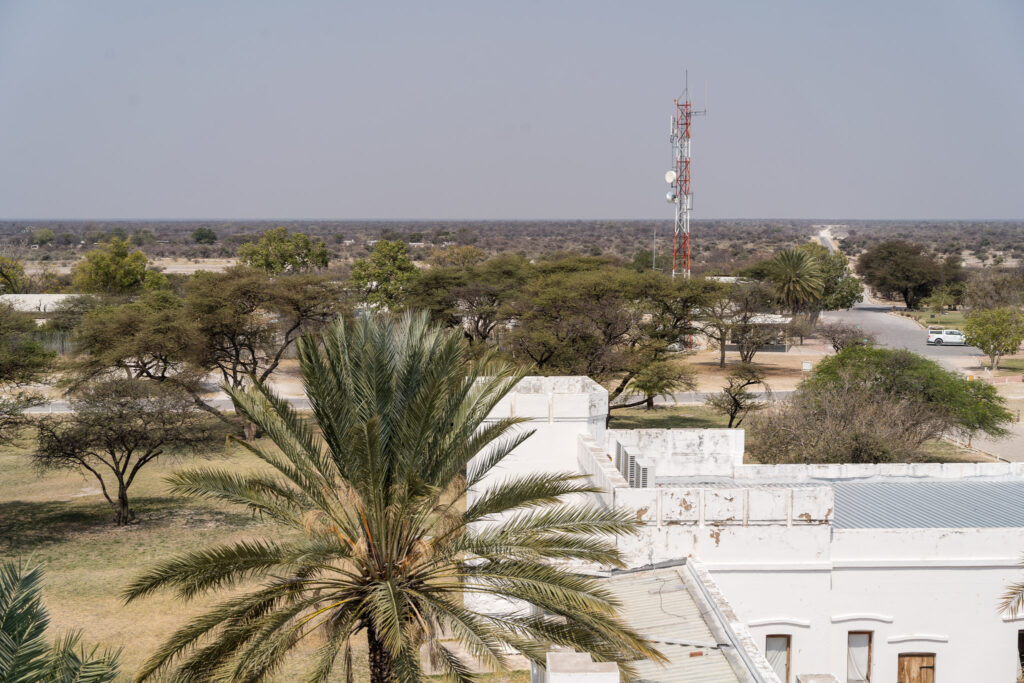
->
[653, 390, 792, 407]
[823, 301, 1024, 461]
[822, 302, 980, 371]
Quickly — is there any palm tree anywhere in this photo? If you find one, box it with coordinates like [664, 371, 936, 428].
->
[0, 559, 121, 682]
[768, 248, 824, 315]
[125, 312, 659, 682]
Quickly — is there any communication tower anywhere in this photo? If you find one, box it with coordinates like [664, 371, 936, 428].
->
[665, 75, 705, 278]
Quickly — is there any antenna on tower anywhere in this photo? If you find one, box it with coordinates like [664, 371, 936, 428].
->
[664, 71, 706, 279]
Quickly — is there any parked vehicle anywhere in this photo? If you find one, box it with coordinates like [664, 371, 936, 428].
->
[927, 328, 966, 345]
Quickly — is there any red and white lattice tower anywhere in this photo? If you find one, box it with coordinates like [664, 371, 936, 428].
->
[667, 78, 705, 279]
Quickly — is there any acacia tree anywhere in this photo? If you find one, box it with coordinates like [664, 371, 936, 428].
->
[726, 281, 780, 365]
[69, 269, 342, 435]
[34, 378, 225, 525]
[124, 313, 658, 681]
[696, 281, 738, 368]
[503, 266, 637, 376]
[856, 240, 959, 309]
[705, 363, 770, 428]
[963, 307, 1024, 371]
[619, 359, 697, 410]
[816, 321, 876, 353]
[184, 268, 342, 391]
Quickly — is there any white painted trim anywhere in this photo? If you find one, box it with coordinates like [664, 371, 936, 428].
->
[831, 614, 894, 624]
[1000, 615, 1024, 623]
[747, 618, 812, 629]
[833, 558, 1019, 569]
[887, 634, 949, 644]
[704, 562, 833, 572]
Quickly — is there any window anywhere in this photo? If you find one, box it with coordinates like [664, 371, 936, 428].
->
[847, 631, 872, 682]
[765, 635, 791, 682]
[1017, 630, 1024, 679]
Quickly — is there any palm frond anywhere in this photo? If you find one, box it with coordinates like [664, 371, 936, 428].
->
[131, 311, 654, 682]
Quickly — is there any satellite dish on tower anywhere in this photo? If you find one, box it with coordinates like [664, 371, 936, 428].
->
[664, 170, 677, 184]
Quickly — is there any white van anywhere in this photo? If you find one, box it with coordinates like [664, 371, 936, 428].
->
[927, 329, 966, 345]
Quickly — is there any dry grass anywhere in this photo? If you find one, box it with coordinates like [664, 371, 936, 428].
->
[608, 404, 730, 430]
[0, 437, 527, 681]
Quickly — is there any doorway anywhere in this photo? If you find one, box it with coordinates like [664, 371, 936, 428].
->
[897, 653, 935, 683]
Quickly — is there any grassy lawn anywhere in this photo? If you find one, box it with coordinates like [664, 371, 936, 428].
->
[914, 439, 997, 463]
[608, 404, 730, 429]
[977, 358, 1024, 375]
[905, 310, 968, 328]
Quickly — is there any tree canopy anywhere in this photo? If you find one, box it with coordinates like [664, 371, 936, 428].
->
[0, 255, 28, 294]
[963, 307, 1024, 371]
[71, 239, 151, 295]
[34, 378, 225, 525]
[809, 346, 1010, 439]
[856, 240, 961, 309]
[191, 227, 217, 244]
[0, 303, 52, 443]
[237, 227, 329, 274]
[349, 239, 419, 309]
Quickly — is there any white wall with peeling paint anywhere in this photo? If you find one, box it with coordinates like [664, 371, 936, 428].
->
[471, 378, 1024, 683]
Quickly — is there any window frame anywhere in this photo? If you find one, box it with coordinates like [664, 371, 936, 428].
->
[847, 630, 872, 683]
[765, 633, 791, 683]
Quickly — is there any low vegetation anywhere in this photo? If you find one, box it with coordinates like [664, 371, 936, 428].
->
[747, 347, 1011, 464]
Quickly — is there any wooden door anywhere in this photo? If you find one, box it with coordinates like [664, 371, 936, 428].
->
[897, 653, 935, 683]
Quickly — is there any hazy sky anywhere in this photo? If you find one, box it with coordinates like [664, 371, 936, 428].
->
[1, 1, 1022, 220]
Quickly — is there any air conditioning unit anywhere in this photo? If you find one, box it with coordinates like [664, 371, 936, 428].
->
[633, 458, 656, 489]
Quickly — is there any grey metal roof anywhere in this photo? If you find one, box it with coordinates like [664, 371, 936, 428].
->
[831, 480, 1024, 529]
[602, 566, 745, 682]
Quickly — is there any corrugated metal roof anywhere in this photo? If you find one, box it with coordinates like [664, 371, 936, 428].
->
[603, 567, 743, 682]
[831, 480, 1024, 529]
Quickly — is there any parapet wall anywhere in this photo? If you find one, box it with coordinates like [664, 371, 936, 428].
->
[606, 429, 744, 476]
[734, 461, 1024, 481]
[487, 376, 608, 423]
[579, 435, 833, 527]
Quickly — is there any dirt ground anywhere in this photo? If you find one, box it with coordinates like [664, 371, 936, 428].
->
[687, 342, 830, 392]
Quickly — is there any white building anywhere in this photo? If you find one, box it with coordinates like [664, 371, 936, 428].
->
[477, 377, 1024, 683]
[0, 293, 75, 313]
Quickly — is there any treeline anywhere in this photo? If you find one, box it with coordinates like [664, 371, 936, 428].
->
[838, 220, 1024, 265]
[0, 219, 818, 274]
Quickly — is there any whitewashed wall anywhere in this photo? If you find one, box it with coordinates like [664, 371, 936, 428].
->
[577, 429, 1024, 683]
[712, 527, 1024, 683]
